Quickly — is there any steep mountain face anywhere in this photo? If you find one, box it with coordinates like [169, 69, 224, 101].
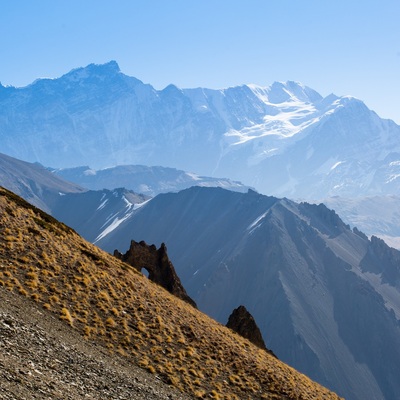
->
[0, 152, 85, 213]
[2, 61, 399, 199]
[52, 164, 250, 196]
[96, 187, 400, 400]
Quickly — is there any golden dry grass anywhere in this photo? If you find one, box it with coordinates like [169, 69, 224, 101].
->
[0, 187, 342, 399]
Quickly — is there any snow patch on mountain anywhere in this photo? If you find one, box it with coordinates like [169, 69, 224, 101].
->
[96, 199, 108, 211]
[330, 161, 343, 171]
[133, 198, 151, 210]
[247, 211, 269, 234]
[122, 195, 133, 210]
[94, 212, 132, 243]
[94, 196, 151, 243]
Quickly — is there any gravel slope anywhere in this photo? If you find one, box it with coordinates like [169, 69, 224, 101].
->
[0, 286, 192, 400]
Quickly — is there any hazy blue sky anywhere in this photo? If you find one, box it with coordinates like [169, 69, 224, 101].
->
[1, 1, 399, 122]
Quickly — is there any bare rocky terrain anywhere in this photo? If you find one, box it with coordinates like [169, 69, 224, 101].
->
[0, 286, 191, 400]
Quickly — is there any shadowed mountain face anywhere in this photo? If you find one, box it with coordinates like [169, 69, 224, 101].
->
[1, 61, 400, 199]
[97, 186, 400, 400]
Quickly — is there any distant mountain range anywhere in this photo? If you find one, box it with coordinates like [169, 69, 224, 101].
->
[4, 150, 400, 250]
[52, 164, 250, 196]
[1, 61, 400, 199]
[0, 152, 250, 243]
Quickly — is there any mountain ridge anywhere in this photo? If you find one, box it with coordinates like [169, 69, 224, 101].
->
[0, 152, 85, 213]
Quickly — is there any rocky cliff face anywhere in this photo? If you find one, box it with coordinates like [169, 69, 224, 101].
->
[361, 235, 400, 287]
[114, 240, 196, 308]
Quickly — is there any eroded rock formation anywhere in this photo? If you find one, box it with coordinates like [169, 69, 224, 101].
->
[114, 240, 196, 308]
[226, 305, 276, 357]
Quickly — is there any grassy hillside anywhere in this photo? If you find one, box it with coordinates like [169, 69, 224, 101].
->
[0, 187, 341, 399]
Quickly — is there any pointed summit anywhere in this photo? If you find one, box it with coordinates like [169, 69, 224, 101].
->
[89, 60, 121, 74]
[60, 60, 122, 83]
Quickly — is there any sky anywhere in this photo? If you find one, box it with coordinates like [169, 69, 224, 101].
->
[1, 0, 399, 123]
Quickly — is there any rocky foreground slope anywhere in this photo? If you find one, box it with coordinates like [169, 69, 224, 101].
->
[0, 286, 189, 400]
[0, 187, 341, 399]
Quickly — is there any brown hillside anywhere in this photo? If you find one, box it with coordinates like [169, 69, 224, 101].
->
[0, 283, 190, 400]
[0, 187, 342, 399]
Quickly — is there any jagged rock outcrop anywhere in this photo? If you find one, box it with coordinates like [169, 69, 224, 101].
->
[361, 235, 400, 285]
[226, 305, 276, 357]
[114, 240, 196, 308]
